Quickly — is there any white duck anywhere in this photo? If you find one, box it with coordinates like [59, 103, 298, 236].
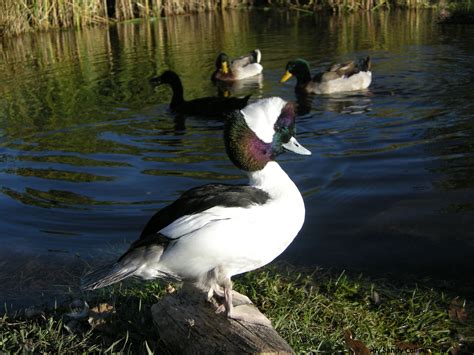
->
[82, 97, 311, 325]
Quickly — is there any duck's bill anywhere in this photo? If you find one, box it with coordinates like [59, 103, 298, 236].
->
[149, 76, 162, 86]
[283, 137, 311, 155]
[222, 61, 229, 74]
[279, 71, 293, 83]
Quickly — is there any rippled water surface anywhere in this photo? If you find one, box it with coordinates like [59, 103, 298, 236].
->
[1, 10, 473, 306]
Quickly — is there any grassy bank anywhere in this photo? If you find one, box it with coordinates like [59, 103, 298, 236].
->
[0, 0, 471, 37]
[1, 265, 472, 353]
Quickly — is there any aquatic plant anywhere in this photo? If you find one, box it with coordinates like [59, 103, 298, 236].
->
[1, 0, 471, 37]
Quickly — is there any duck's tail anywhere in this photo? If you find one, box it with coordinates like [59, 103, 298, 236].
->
[252, 49, 262, 64]
[359, 56, 371, 72]
[81, 262, 140, 290]
[81, 236, 170, 290]
[239, 94, 252, 108]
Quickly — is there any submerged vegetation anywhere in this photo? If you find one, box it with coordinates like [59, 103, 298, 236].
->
[0, 0, 472, 37]
[0, 266, 472, 352]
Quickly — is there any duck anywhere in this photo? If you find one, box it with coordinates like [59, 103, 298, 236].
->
[280, 56, 372, 94]
[211, 49, 263, 82]
[82, 97, 311, 325]
[150, 70, 250, 117]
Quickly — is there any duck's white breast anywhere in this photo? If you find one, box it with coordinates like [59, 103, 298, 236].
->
[158, 162, 305, 279]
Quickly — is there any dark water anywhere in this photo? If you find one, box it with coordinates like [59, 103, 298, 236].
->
[1, 10, 474, 307]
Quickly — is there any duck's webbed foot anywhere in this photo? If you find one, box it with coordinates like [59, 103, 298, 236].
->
[219, 279, 272, 327]
[209, 284, 251, 307]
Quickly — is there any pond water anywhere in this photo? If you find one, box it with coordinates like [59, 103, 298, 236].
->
[1, 10, 474, 307]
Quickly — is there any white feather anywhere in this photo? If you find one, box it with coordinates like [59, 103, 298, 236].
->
[317, 71, 372, 94]
[149, 162, 305, 282]
[232, 63, 263, 80]
[241, 97, 287, 143]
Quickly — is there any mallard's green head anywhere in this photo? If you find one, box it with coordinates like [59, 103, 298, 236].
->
[224, 97, 310, 172]
[279, 59, 311, 84]
[215, 53, 230, 74]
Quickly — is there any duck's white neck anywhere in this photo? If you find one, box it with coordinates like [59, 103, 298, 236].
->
[247, 161, 295, 192]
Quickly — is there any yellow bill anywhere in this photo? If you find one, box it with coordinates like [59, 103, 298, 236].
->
[279, 70, 293, 83]
[222, 61, 229, 74]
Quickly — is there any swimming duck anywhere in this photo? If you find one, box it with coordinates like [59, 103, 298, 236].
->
[212, 49, 263, 82]
[150, 70, 250, 117]
[82, 97, 311, 325]
[280, 56, 372, 94]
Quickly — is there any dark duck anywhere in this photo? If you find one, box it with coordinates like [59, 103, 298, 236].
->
[150, 70, 250, 117]
[82, 97, 311, 325]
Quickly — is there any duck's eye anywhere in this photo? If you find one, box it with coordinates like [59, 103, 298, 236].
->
[274, 125, 291, 144]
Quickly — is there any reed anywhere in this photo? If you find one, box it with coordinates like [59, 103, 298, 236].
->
[0, 0, 470, 37]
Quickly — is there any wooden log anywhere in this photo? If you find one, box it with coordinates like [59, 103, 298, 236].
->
[151, 287, 294, 354]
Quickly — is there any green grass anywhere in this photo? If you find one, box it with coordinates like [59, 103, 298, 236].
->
[1, 266, 472, 353]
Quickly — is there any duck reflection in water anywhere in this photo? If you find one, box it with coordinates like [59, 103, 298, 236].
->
[294, 90, 372, 116]
[214, 74, 263, 100]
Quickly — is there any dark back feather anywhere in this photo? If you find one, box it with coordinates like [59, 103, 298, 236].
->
[140, 184, 270, 238]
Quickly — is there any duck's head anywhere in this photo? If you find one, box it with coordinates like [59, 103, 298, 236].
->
[279, 59, 311, 83]
[215, 53, 230, 74]
[149, 70, 181, 87]
[224, 97, 311, 172]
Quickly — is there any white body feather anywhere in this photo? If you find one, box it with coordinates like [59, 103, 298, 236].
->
[231, 63, 263, 80]
[315, 71, 372, 94]
[134, 161, 305, 282]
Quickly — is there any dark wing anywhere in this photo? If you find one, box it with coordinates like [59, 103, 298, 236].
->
[140, 183, 270, 238]
[326, 56, 371, 77]
[81, 184, 269, 290]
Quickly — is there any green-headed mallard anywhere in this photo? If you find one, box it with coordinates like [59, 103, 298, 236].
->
[212, 49, 263, 82]
[150, 70, 250, 117]
[280, 57, 372, 94]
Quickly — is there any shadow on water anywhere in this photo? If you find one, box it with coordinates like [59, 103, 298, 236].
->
[1, 9, 474, 308]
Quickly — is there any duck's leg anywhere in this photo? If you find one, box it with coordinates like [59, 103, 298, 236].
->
[212, 284, 252, 315]
[222, 279, 272, 327]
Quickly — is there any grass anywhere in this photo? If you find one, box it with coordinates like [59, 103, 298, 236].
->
[1, 264, 472, 353]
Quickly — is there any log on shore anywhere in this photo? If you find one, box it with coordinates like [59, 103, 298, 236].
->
[151, 288, 294, 354]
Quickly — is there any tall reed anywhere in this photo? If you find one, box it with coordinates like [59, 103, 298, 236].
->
[0, 0, 469, 37]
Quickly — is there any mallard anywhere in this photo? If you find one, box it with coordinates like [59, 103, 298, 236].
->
[212, 49, 263, 82]
[150, 70, 250, 117]
[81, 97, 311, 325]
[280, 56, 372, 94]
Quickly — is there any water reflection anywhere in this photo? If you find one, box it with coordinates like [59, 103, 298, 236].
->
[214, 74, 264, 98]
[1, 9, 474, 307]
[294, 90, 373, 116]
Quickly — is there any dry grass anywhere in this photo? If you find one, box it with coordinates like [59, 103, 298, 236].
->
[1, 0, 464, 37]
[0, 0, 248, 37]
